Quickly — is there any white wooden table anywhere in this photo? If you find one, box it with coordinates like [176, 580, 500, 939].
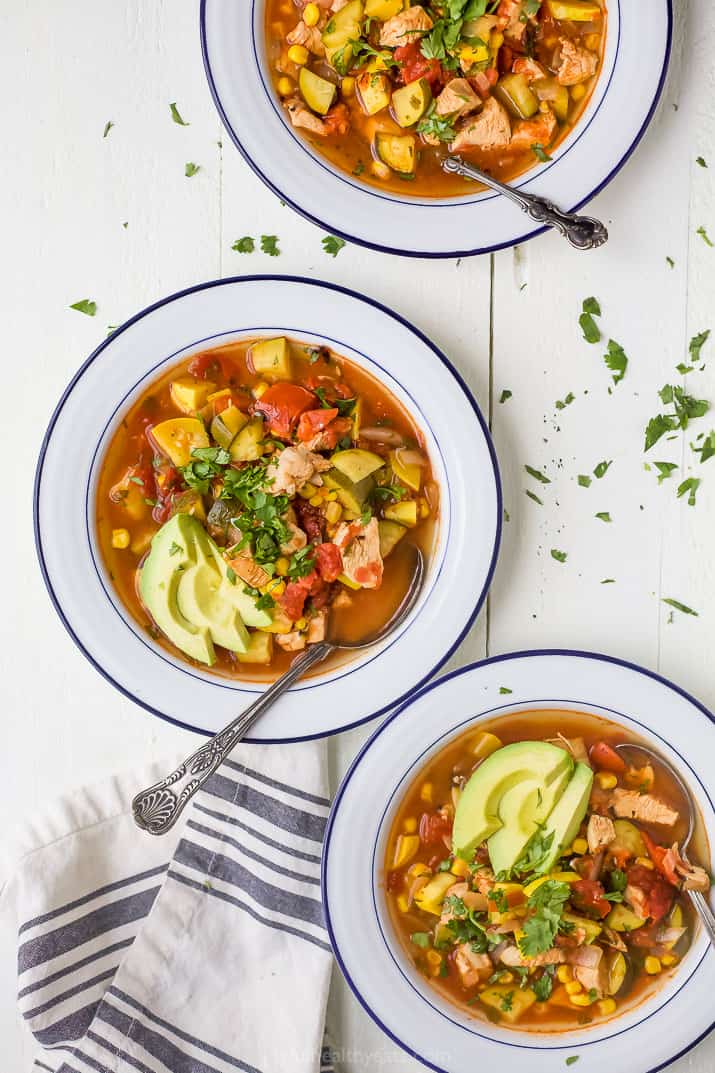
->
[2, 1, 713, 1068]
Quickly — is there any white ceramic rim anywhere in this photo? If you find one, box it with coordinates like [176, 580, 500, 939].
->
[323, 650, 715, 1073]
[200, 0, 671, 257]
[33, 275, 501, 742]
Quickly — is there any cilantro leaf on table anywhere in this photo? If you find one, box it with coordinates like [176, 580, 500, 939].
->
[499, 389, 512, 403]
[556, 392, 575, 410]
[170, 102, 189, 126]
[654, 461, 678, 483]
[525, 489, 543, 505]
[604, 339, 627, 383]
[322, 235, 346, 257]
[577, 474, 591, 488]
[103, 120, 114, 138]
[595, 512, 611, 522]
[693, 431, 715, 463]
[185, 162, 200, 177]
[593, 460, 612, 478]
[645, 385, 709, 450]
[551, 549, 567, 563]
[662, 597, 698, 617]
[696, 156, 708, 168]
[676, 476, 699, 505]
[70, 298, 97, 316]
[261, 235, 281, 256]
[697, 226, 713, 247]
[232, 236, 255, 253]
[689, 329, 710, 363]
[579, 297, 601, 343]
[525, 464, 551, 484]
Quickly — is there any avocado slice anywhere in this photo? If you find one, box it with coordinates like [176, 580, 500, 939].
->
[139, 514, 215, 666]
[533, 761, 594, 874]
[177, 560, 250, 653]
[452, 741, 573, 861]
[487, 762, 573, 875]
[187, 519, 273, 630]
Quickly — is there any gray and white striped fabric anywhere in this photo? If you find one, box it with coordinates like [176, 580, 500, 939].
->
[1, 742, 335, 1073]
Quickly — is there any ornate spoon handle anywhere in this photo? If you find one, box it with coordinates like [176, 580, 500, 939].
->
[688, 888, 715, 946]
[443, 156, 608, 250]
[132, 641, 333, 836]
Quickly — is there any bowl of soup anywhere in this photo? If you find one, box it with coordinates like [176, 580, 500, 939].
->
[34, 275, 501, 740]
[201, 0, 671, 255]
[323, 651, 715, 1071]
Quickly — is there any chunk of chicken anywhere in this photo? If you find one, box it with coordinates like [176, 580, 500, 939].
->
[306, 610, 328, 644]
[501, 944, 566, 967]
[556, 37, 598, 86]
[285, 99, 328, 136]
[333, 517, 383, 589]
[379, 5, 433, 47]
[512, 56, 547, 82]
[601, 926, 627, 953]
[472, 867, 496, 897]
[435, 78, 481, 120]
[450, 96, 511, 152]
[669, 844, 711, 893]
[332, 589, 353, 610]
[286, 19, 326, 56]
[280, 521, 308, 556]
[612, 789, 679, 828]
[508, 108, 557, 151]
[439, 882, 488, 927]
[568, 945, 608, 998]
[454, 944, 493, 987]
[587, 814, 616, 854]
[547, 733, 590, 765]
[229, 555, 271, 590]
[276, 631, 307, 652]
[497, 0, 528, 45]
[267, 444, 332, 497]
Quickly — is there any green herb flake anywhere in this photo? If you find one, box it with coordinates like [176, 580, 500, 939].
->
[185, 162, 200, 177]
[697, 156, 708, 168]
[693, 430, 715, 463]
[226, 566, 237, 585]
[232, 236, 255, 253]
[689, 329, 710, 363]
[170, 102, 189, 126]
[654, 461, 678, 483]
[579, 297, 601, 343]
[593, 460, 612, 479]
[697, 226, 714, 247]
[595, 511, 611, 522]
[168, 542, 183, 557]
[261, 235, 280, 257]
[525, 489, 543, 505]
[499, 389, 512, 403]
[70, 298, 97, 316]
[499, 686, 512, 695]
[525, 464, 551, 484]
[322, 235, 346, 257]
[531, 143, 552, 163]
[102, 120, 114, 138]
[551, 549, 567, 563]
[577, 474, 591, 488]
[604, 339, 628, 384]
[666, 256, 675, 268]
[566, 1057, 580, 1067]
[677, 476, 700, 505]
[411, 932, 431, 948]
[556, 392, 575, 410]
[663, 597, 698, 617]
[601, 578, 615, 584]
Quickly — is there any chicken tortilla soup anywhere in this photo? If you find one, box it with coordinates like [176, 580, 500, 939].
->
[385, 710, 710, 1030]
[96, 337, 437, 679]
[266, 0, 606, 197]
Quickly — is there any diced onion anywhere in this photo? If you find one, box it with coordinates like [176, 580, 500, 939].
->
[395, 446, 427, 468]
[359, 426, 405, 446]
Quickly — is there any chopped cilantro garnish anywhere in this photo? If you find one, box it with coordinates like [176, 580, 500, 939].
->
[551, 549, 567, 563]
[654, 461, 678, 483]
[233, 236, 255, 253]
[696, 156, 708, 168]
[525, 490, 543, 505]
[500, 991, 514, 1012]
[595, 511, 611, 522]
[417, 103, 457, 143]
[261, 235, 280, 256]
[170, 102, 189, 126]
[593, 460, 612, 479]
[322, 235, 346, 257]
[531, 143, 552, 163]
[666, 256, 675, 268]
[525, 464, 550, 484]
[185, 162, 200, 177]
[70, 298, 97, 316]
[533, 965, 555, 1001]
[662, 597, 698, 616]
[499, 686, 512, 694]
[103, 120, 114, 138]
[499, 389, 512, 403]
[689, 329, 710, 363]
[697, 226, 713, 247]
[226, 566, 237, 585]
[566, 1057, 580, 1066]
[556, 392, 575, 410]
[577, 474, 591, 488]
[518, 880, 570, 957]
[604, 339, 627, 384]
[676, 476, 700, 505]
[645, 385, 709, 450]
[579, 296, 601, 343]
[169, 542, 183, 557]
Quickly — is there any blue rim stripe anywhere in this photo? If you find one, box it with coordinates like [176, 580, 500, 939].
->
[322, 649, 715, 1073]
[32, 274, 502, 743]
[200, 1, 672, 258]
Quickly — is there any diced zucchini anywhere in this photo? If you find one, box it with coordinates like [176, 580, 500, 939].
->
[151, 418, 210, 467]
[236, 631, 274, 664]
[479, 984, 537, 1024]
[357, 71, 391, 116]
[365, 0, 402, 18]
[532, 77, 570, 122]
[605, 904, 646, 933]
[391, 78, 432, 128]
[229, 417, 265, 462]
[211, 405, 249, 449]
[384, 499, 418, 527]
[390, 448, 422, 491]
[322, 0, 364, 63]
[249, 337, 292, 380]
[323, 468, 374, 512]
[561, 911, 602, 944]
[169, 489, 206, 522]
[414, 872, 456, 915]
[493, 73, 539, 120]
[378, 519, 407, 558]
[610, 819, 647, 860]
[546, 0, 602, 20]
[374, 132, 416, 175]
[332, 448, 385, 483]
[170, 376, 216, 414]
[606, 950, 630, 996]
[299, 68, 337, 116]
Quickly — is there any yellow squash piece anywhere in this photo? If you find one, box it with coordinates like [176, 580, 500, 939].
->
[390, 448, 423, 491]
[151, 418, 209, 467]
[384, 499, 418, 527]
[479, 984, 537, 1024]
[471, 730, 503, 759]
[236, 631, 274, 664]
[322, 0, 364, 64]
[170, 377, 216, 414]
[374, 133, 416, 175]
[357, 71, 391, 116]
[392, 833, 420, 868]
[230, 417, 265, 462]
[249, 337, 293, 380]
[365, 0, 402, 18]
[378, 519, 406, 558]
[211, 405, 249, 449]
[299, 68, 337, 115]
[546, 0, 602, 19]
[331, 448, 384, 483]
[391, 78, 432, 128]
[414, 872, 456, 915]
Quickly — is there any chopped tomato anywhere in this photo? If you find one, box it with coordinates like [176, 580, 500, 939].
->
[589, 741, 626, 774]
[313, 416, 353, 450]
[641, 831, 680, 887]
[303, 376, 353, 401]
[419, 809, 453, 846]
[472, 68, 499, 96]
[570, 879, 611, 919]
[293, 499, 324, 543]
[625, 863, 676, 923]
[296, 407, 339, 442]
[279, 569, 328, 621]
[315, 542, 343, 582]
[394, 42, 443, 87]
[187, 352, 233, 380]
[324, 103, 350, 137]
[253, 383, 316, 438]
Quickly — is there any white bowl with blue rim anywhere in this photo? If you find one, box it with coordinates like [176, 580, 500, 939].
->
[200, 0, 671, 257]
[323, 651, 715, 1072]
[34, 275, 501, 742]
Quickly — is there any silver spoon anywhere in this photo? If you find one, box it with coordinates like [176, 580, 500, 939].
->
[132, 546, 425, 836]
[442, 156, 608, 251]
[615, 742, 715, 946]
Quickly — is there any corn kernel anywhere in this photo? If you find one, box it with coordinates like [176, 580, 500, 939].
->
[325, 501, 342, 525]
[277, 76, 294, 96]
[571, 837, 588, 855]
[569, 993, 592, 1007]
[598, 998, 617, 1016]
[419, 782, 433, 804]
[557, 965, 573, 984]
[297, 484, 313, 498]
[407, 862, 430, 878]
[565, 981, 582, 996]
[596, 771, 618, 790]
[584, 32, 600, 50]
[309, 494, 323, 507]
[490, 30, 504, 49]
[451, 857, 470, 878]
[327, 491, 338, 501]
[426, 950, 443, 975]
[571, 83, 586, 102]
[253, 381, 269, 399]
[403, 816, 417, 833]
[341, 76, 355, 96]
[112, 528, 131, 549]
[500, 972, 514, 984]
[371, 160, 391, 180]
[303, 2, 320, 25]
[419, 498, 430, 519]
[287, 44, 309, 65]
[635, 856, 654, 870]
[645, 957, 662, 975]
[396, 893, 409, 913]
[661, 954, 678, 967]
[276, 557, 290, 576]
[295, 617, 307, 631]
[270, 580, 286, 596]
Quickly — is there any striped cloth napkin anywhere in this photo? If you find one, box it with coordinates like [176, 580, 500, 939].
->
[0, 741, 335, 1073]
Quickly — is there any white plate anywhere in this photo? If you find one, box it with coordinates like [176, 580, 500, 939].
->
[323, 651, 715, 1072]
[34, 276, 500, 741]
[201, 0, 671, 257]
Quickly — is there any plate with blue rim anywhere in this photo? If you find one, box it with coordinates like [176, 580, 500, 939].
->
[34, 275, 501, 741]
[200, 0, 671, 257]
[323, 650, 714, 1071]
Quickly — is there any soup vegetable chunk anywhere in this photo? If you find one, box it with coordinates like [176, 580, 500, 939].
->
[385, 712, 710, 1030]
[97, 337, 437, 678]
[266, 0, 606, 195]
